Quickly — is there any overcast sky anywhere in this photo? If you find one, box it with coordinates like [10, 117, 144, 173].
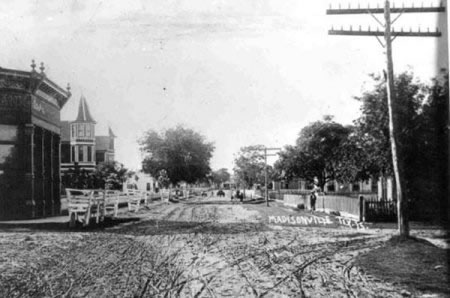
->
[1, 0, 447, 171]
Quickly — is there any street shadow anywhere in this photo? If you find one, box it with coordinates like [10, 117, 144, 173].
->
[108, 219, 271, 236]
[0, 217, 141, 233]
[186, 199, 269, 206]
[185, 200, 235, 205]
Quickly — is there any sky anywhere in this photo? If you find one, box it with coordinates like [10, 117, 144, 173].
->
[0, 0, 447, 171]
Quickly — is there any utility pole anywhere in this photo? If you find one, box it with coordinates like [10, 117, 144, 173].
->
[249, 147, 281, 206]
[327, 1, 445, 238]
[262, 147, 281, 206]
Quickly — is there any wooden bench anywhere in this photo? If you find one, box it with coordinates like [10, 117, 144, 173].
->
[66, 188, 105, 227]
[161, 189, 171, 204]
[126, 189, 146, 212]
[104, 190, 121, 217]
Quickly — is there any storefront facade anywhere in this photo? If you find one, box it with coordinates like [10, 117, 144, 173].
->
[0, 62, 71, 219]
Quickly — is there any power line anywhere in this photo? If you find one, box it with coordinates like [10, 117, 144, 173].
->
[327, 0, 445, 238]
[249, 147, 281, 206]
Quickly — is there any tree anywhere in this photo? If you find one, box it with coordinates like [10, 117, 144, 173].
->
[61, 161, 130, 190]
[350, 71, 448, 223]
[408, 72, 448, 220]
[233, 145, 276, 188]
[275, 117, 351, 190]
[139, 126, 215, 185]
[211, 168, 231, 187]
[352, 72, 426, 180]
[94, 161, 131, 190]
[157, 169, 170, 189]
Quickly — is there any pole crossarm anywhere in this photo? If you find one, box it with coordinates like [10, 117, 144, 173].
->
[246, 146, 281, 207]
[326, 0, 444, 237]
[328, 29, 441, 37]
[326, 6, 445, 15]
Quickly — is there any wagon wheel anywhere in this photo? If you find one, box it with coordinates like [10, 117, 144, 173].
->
[69, 212, 76, 228]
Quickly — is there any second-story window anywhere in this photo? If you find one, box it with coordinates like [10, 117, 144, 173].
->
[71, 124, 76, 137]
[78, 124, 84, 137]
[86, 124, 91, 137]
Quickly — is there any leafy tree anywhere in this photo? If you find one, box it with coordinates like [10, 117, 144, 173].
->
[275, 117, 351, 190]
[157, 169, 171, 189]
[93, 161, 131, 190]
[349, 71, 447, 221]
[139, 126, 215, 185]
[211, 168, 231, 187]
[408, 73, 449, 220]
[61, 161, 130, 190]
[233, 145, 275, 188]
[61, 165, 94, 190]
[352, 72, 426, 181]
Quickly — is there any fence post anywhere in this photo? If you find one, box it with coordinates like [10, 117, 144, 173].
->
[359, 195, 365, 222]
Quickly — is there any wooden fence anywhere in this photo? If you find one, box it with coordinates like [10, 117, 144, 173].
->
[316, 194, 361, 219]
[364, 198, 397, 222]
[272, 190, 397, 222]
[269, 190, 311, 201]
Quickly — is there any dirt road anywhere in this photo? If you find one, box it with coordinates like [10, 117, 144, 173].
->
[0, 196, 446, 297]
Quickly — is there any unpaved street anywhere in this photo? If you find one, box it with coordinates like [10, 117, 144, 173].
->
[0, 196, 446, 297]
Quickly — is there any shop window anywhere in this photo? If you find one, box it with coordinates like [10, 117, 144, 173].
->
[0, 125, 18, 142]
[0, 145, 15, 166]
[0, 145, 17, 181]
[71, 146, 75, 162]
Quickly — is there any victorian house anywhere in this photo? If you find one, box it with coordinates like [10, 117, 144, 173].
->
[61, 96, 115, 171]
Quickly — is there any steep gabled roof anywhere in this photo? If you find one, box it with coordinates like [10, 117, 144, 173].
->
[108, 127, 116, 138]
[75, 96, 96, 123]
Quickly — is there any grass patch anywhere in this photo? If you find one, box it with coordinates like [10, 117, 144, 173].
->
[356, 236, 449, 295]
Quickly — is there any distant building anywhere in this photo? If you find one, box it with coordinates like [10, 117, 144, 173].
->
[123, 171, 157, 192]
[61, 96, 116, 171]
[96, 127, 116, 163]
[274, 178, 376, 194]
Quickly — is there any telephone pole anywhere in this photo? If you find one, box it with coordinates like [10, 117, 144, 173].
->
[263, 147, 281, 206]
[251, 147, 281, 206]
[327, 1, 445, 238]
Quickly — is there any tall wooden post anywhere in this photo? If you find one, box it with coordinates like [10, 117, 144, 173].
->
[264, 147, 268, 206]
[327, 0, 445, 238]
[384, 0, 409, 237]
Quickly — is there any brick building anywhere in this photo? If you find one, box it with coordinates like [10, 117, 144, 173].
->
[0, 61, 71, 219]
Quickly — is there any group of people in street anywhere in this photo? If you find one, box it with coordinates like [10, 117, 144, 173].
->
[214, 177, 321, 210]
[231, 189, 244, 204]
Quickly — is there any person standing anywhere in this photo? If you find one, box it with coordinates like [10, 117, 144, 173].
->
[310, 178, 321, 212]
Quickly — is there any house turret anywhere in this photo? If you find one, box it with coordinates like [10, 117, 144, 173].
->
[66, 96, 96, 170]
